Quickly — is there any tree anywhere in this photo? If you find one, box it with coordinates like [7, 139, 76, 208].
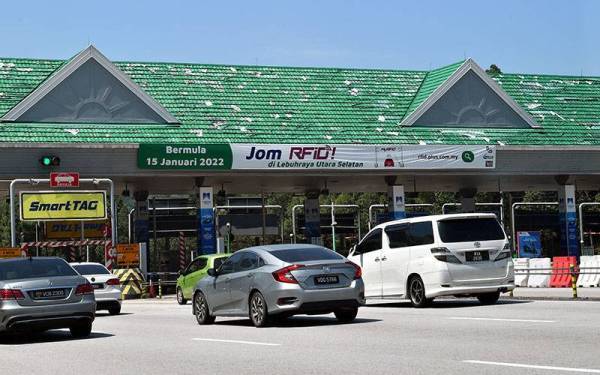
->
[485, 64, 502, 75]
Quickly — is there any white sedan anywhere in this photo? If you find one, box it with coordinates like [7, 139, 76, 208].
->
[71, 262, 122, 315]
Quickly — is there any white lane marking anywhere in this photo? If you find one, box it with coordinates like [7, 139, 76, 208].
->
[464, 360, 600, 373]
[449, 317, 555, 323]
[192, 338, 281, 346]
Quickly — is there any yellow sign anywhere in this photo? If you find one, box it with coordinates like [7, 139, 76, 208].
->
[46, 220, 107, 239]
[20, 191, 107, 221]
[0, 247, 22, 258]
[116, 244, 140, 266]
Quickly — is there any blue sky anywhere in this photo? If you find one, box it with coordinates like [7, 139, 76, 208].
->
[1, 0, 598, 76]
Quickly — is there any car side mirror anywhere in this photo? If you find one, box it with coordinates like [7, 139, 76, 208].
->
[207, 268, 218, 277]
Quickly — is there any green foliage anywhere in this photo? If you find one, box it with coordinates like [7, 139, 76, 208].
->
[0, 199, 10, 247]
[485, 64, 502, 75]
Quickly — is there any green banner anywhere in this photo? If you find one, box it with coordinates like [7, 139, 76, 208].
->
[137, 144, 232, 170]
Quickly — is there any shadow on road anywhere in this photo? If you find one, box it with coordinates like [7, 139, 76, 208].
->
[95, 312, 134, 317]
[368, 299, 532, 309]
[0, 330, 114, 345]
[215, 316, 381, 328]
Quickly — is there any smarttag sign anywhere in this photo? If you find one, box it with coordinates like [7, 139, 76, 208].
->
[20, 191, 107, 221]
[50, 172, 79, 187]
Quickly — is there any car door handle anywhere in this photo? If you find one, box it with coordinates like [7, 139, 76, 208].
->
[381, 256, 387, 261]
[246, 273, 254, 278]
[374, 257, 381, 262]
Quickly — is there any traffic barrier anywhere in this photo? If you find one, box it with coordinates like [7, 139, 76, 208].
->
[577, 255, 600, 287]
[20, 239, 109, 249]
[513, 258, 529, 287]
[577, 256, 595, 287]
[527, 258, 551, 287]
[550, 256, 577, 288]
[113, 268, 144, 299]
[592, 256, 600, 287]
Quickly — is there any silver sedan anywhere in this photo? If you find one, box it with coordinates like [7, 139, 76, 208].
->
[0, 257, 96, 337]
[192, 244, 365, 327]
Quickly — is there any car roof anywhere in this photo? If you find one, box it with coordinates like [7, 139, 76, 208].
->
[371, 212, 498, 231]
[0, 256, 64, 263]
[195, 254, 230, 260]
[69, 262, 105, 266]
[236, 244, 327, 253]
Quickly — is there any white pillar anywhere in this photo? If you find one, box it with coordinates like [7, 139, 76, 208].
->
[388, 185, 406, 220]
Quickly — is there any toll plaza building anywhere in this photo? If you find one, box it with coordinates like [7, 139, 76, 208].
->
[1, 46, 599, 267]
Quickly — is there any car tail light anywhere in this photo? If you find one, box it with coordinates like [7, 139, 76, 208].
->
[346, 261, 362, 279]
[106, 278, 120, 286]
[272, 264, 304, 284]
[0, 289, 25, 300]
[75, 283, 94, 295]
[430, 247, 461, 264]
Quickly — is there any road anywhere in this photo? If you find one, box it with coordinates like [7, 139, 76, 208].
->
[2, 298, 600, 374]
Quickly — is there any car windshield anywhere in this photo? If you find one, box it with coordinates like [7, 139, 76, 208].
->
[270, 247, 343, 263]
[0, 258, 78, 281]
[438, 217, 505, 243]
[72, 264, 111, 275]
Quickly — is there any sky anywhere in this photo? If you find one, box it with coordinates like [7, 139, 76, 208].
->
[0, 0, 598, 76]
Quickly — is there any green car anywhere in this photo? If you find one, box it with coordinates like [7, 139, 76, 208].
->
[176, 254, 230, 305]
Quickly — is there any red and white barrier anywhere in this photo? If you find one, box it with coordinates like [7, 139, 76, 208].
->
[179, 231, 186, 271]
[20, 239, 109, 249]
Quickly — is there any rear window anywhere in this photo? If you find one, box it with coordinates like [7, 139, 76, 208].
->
[0, 258, 78, 281]
[438, 218, 505, 243]
[72, 264, 111, 275]
[270, 247, 343, 263]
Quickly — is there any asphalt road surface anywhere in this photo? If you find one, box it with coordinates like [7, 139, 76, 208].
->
[2, 298, 600, 374]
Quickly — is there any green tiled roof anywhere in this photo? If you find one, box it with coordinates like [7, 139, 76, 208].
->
[1, 56, 600, 146]
[403, 61, 464, 118]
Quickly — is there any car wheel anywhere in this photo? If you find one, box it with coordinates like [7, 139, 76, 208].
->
[249, 291, 269, 327]
[177, 287, 187, 305]
[108, 304, 121, 315]
[477, 291, 500, 305]
[409, 276, 432, 308]
[194, 292, 215, 325]
[334, 307, 358, 323]
[70, 322, 92, 338]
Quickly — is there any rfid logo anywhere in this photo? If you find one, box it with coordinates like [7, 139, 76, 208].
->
[462, 151, 475, 163]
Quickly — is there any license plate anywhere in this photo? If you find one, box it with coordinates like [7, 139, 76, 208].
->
[314, 275, 339, 285]
[31, 289, 66, 299]
[465, 251, 489, 262]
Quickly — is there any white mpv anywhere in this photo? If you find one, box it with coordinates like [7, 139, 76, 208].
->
[348, 213, 515, 307]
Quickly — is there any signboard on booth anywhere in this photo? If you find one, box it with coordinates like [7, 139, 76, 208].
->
[116, 244, 140, 266]
[45, 220, 107, 239]
[138, 144, 232, 170]
[50, 172, 80, 187]
[20, 191, 107, 221]
[517, 231, 543, 258]
[0, 247, 22, 259]
[198, 187, 216, 254]
[138, 144, 496, 170]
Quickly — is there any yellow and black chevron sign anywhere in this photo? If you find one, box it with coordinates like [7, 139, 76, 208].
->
[112, 268, 144, 299]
